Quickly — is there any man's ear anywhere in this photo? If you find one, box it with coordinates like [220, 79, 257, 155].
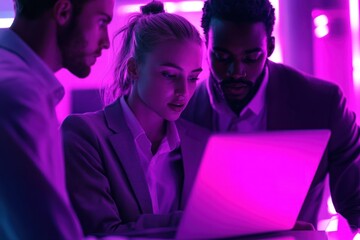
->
[127, 57, 139, 81]
[267, 36, 275, 57]
[53, 0, 73, 26]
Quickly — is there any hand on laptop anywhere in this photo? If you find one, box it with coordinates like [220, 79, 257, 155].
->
[292, 221, 315, 231]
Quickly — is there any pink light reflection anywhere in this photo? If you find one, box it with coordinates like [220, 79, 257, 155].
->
[313, 15, 329, 38]
[177, 1, 204, 12]
[0, 18, 13, 28]
[314, 14, 329, 26]
[269, 0, 282, 63]
[315, 26, 329, 38]
[350, 0, 360, 88]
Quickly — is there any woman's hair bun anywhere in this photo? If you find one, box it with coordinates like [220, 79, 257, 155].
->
[140, 1, 165, 15]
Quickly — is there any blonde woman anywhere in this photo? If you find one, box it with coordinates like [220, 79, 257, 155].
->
[61, 1, 209, 235]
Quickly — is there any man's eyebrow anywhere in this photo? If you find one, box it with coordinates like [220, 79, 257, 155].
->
[244, 48, 263, 54]
[212, 47, 230, 53]
[213, 47, 263, 55]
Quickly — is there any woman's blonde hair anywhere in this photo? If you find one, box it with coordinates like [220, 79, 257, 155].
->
[103, 0, 202, 105]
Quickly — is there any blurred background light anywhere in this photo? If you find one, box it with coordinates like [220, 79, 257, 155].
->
[314, 25, 329, 38]
[354, 233, 360, 240]
[325, 216, 339, 232]
[349, 0, 360, 88]
[314, 14, 329, 38]
[314, 14, 329, 26]
[177, 1, 203, 12]
[269, 0, 282, 63]
[0, 18, 13, 28]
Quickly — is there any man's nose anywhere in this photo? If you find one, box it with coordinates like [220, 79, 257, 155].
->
[227, 61, 246, 79]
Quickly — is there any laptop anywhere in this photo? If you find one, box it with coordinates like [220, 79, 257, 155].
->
[176, 129, 331, 239]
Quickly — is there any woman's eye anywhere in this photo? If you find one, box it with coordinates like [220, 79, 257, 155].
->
[161, 72, 177, 79]
[98, 19, 107, 27]
[189, 76, 200, 82]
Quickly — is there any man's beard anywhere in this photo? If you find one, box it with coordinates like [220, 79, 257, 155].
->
[212, 71, 265, 116]
[57, 19, 91, 78]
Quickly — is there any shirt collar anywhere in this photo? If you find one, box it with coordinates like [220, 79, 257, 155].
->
[120, 97, 180, 152]
[207, 65, 269, 118]
[166, 120, 181, 151]
[120, 96, 146, 141]
[0, 29, 64, 105]
[241, 66, 268, 116]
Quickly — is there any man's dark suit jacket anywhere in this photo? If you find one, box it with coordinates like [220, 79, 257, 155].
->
[62, 99, 210, 235]
[182, 60, 360, 229]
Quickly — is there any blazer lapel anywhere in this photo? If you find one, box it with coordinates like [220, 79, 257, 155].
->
[266, 61, 297, 130]
[176, 120, 210, 209]
[104, 100, 153, 214]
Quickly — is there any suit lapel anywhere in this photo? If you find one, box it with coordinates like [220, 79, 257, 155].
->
[176, 120, 209, 209]
[266, 62, 297, 130]
[104, 100, 153, 214]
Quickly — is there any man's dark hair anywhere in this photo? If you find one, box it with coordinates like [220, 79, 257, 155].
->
[13, 0, 89, 19]
[201, 0, 275, 43]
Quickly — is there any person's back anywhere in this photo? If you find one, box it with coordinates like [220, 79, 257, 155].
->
[0, 28, 83, 239]
[0, 0, 114, 238]
[182, 0, 360, 231]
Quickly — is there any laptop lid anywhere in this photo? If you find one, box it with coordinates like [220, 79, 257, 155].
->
[176, 129, 331, 239]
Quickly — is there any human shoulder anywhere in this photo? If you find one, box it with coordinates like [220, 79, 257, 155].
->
[0, 55, 53, 157]
[268, 61, 340, 94]
[267, 61, 349, 123]
[0, 48, 33, 76]
[0, 59, 47, 126]
[61, 110, 107, 134]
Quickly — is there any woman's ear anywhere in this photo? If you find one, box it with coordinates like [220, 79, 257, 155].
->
[53, 0, 73, 26]
[127, 57, 139, 81]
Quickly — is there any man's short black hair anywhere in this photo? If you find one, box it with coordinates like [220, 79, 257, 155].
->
[13, 0, 89, 19]
[13, 0, 57, 19]
[201, 0, 275, 43]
